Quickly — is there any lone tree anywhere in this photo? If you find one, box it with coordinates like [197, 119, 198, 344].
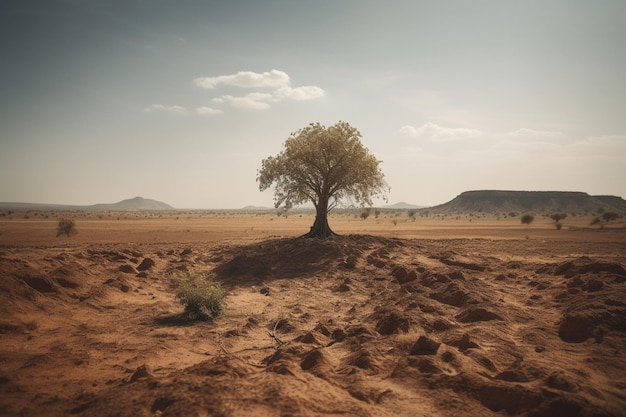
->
[550, 213, 567, 229]
[602, 212, 620, 223]
[258, 121, 388, 238]
[520, 213, 535, 225]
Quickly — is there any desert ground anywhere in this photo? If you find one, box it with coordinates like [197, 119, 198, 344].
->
[1, 211, 625, 417]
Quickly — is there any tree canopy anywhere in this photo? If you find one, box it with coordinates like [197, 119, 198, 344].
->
[258, 121, 388, 238]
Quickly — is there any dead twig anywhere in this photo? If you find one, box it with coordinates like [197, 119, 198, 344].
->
[268, 319, 283, 346]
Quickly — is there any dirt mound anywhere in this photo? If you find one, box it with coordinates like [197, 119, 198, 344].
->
[1, 237, 625, 417]
[534, 257, 626, 343]
[212, 235, 400, 283]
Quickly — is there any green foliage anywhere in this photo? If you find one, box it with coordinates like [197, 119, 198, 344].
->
[257, 121, 388, 213]
[520, 214, 535, 225]
[172, 271, 225, 321]
[56, 218, 77, 237]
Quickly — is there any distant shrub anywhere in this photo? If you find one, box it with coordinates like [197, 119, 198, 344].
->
[360, 208, 371, 219]
[408, 209, 417, 220]
[56, 218, 77, 237]
[602, 212, 620, 223]
[172, 271, 225, 321]
[550, 213, 567, 229]
[590, 217, 601, 226]
[520, 214, 535, 225]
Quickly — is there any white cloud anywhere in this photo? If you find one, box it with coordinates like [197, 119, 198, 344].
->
[274, 85, 325, 101]
[196, 106, 223, 115]
[143, 104, 187, 114]
[398, 125, 419, 137]
[194, 69, 290, 89]
[219, 92, 274, 110]
[503, 128, 563, 139]
[194, 69, 325, 111]
[398, 122, 484, 141]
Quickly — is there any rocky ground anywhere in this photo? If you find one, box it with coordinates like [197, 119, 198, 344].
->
[1, 235, 625, 416]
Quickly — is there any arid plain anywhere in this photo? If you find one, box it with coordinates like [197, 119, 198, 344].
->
[1, 211, 625, 416]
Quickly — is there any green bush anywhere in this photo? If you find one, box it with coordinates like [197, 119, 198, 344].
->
[56, 218, 77, 237]
[172, 271, 225, 321]
[520, 214, 534, 225]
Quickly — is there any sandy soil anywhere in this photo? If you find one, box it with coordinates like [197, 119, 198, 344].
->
[1, 213, 625, 416]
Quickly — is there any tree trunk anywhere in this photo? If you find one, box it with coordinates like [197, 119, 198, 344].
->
[301, 196, 337, 239]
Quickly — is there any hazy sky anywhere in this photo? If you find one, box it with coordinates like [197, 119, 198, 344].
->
[1, 1, 625, 208]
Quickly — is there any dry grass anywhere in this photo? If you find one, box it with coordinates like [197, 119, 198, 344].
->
[1, 211, 624, 247]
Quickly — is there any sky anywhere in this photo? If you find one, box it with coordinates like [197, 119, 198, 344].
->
[1, 0, 625, 209]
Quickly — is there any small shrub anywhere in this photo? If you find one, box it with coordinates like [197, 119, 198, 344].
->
[602, 212, 620, 223]
[590, 217, 601, 226]
[172, 271, 225, 321]
[550, 213, 567, 223]
[360, 208, 371, 219]
[550, 213, 567, 229]
[56, 218, 77, 237]
[520, 214, 534, 225]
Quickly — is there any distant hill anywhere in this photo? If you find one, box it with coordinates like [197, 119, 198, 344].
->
[383, 201, 425, 209]
[426, 190, 626, 215]
[0, 197, 175, 211]
[89, 196, 174, 211]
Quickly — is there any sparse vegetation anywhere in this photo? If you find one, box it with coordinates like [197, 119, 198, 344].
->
[360, 208, 371, 219]
[56, 218, 77, 237]
[602, 212, 620, 223]
[520, 214, 535, 225]
[550, 213, 567, 229]
[172, 271, 225, 321]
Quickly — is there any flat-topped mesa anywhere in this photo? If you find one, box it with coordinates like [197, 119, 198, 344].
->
[426, 190, 626, 215]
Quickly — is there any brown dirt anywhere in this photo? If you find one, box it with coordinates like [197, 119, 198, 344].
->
[1, 214, 625, 416]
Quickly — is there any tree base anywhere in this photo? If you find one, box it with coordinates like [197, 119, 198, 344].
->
[300, 229, 338, 239]
[300, 221, 338, 239]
